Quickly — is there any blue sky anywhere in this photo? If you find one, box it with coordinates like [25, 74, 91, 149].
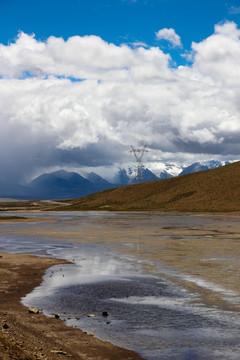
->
[1, 0, 240, 187]
[1, 0, 240, 62]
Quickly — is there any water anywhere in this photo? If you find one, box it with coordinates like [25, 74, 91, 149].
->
[1, 211, 240, 359]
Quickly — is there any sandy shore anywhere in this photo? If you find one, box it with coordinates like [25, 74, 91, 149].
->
[0, 252, 144, 360]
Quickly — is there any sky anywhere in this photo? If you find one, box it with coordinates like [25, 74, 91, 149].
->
[1, 0, 240, 184]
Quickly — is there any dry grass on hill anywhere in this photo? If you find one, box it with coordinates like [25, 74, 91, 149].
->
[57, 161, 240, 212]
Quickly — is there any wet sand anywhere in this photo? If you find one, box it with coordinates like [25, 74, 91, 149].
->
[0, 252, 143, 360]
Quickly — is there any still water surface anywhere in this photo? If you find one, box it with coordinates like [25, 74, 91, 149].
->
[0, 211, 240, 360]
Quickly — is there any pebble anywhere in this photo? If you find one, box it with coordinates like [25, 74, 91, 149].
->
[28, 307, 40, 314]
[102, 311, 109, 317]
[51, 350, 67, 355]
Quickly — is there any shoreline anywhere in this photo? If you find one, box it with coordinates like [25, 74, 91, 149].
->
[2, 211, 240, 308]
[0, 252, 144, 360]
[1, 211, 240, 359]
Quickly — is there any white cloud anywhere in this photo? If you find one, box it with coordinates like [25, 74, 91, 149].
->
[131, 41, 148, 48]
[192, 21, 240, 86]
[0, 32, 171, 82]
[1, 22, 240, 184]
[156, 28, 182, 48]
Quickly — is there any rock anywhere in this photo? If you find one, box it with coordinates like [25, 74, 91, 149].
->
[106, 321, 111, 325]
[2, 323, 9, 329]
[50, 350, 67, 355]
[28, 307, 40, 314]
[87, 314, 96, 318]
[102, 311, 109, 317]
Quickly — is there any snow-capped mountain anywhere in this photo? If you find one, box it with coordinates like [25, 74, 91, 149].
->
[147, 163, 184, 179]
[179, 161, 231, 176]
[113, 167, 159, 186]
[113, 167, 136, 186]
[113, 160, 234, 186]
[113, 162, 183, 185]
[1, 159, 237, 200]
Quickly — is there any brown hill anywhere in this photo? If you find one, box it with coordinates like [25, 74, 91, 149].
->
[55, 161, 240, 212]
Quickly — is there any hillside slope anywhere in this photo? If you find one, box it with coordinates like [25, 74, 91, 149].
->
[57, 161, 240, 212]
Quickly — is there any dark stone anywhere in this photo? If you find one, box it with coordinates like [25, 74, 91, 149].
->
[102, 311, 109, 317]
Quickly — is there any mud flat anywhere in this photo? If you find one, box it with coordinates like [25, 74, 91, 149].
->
[0, 252, 143, 360]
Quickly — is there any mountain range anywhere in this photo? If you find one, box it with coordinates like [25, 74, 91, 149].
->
[0, 160, 234, 199]
[52, 161, 240, 212]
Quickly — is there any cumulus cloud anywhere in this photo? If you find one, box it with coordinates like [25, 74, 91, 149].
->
[1, 22, 240, 187]
[192, 21, 240, 85]
[0, 32, 171, 81]
[156, 28, 182, 47]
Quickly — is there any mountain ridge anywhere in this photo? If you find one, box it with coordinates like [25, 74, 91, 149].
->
[27, 170, 117, 200]
[54, 161, 240, 212]
[0, 160, 236, 200]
